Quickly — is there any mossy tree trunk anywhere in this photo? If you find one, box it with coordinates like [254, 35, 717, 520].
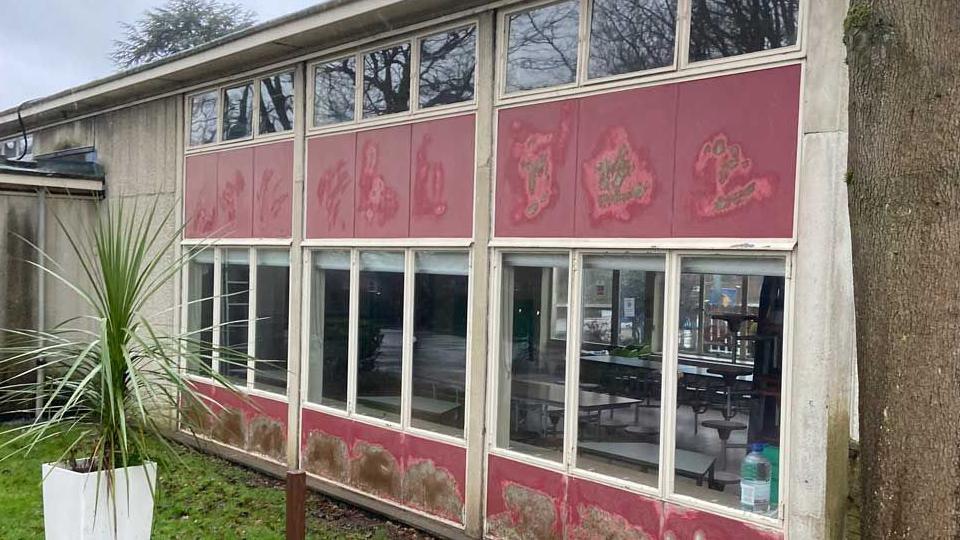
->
[845, 2, 960, 538]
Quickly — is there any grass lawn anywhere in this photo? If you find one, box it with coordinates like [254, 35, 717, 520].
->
[0, 426, 430, 539]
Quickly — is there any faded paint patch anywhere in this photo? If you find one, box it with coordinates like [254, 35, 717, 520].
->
[350, 441, 402, 500]
[247, 416, 286, 461]
[693, 133, 774, 218]
[570, 505, 651, 540]
[662, 504, 782, 540]
[581, 126, 655, 222]
[211, 407, 246, 448]
[402, 459, 463, 522]
[316, 159, 352, 230]
[304, 431, 350, 484]
[357, 141, 400, 226]
[487, 482, 562, 540]
[179, 396, 212, 436]
[412, 134, 448, 218]
[509, 104, 573, 223]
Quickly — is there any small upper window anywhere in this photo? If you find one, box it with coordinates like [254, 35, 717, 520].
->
[419, 26, 477, 109]
[0, 135, 30, 160]
[689, 0, 799, 62]
[222, 83, 254, 141]
[259, 72, 295, 135]
[505, 0, 580, 93]
[588, 0, 677, 79]
[189, 91, 218, 146]
[314, 58, 357, 127]
[363, 44, 411, 118]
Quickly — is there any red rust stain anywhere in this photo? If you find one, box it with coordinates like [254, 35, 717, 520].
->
[412, 134, 448, 218]
[693, 133, 774, 218]
[569, 505, 651, 540]
[509, 104, 573, 223]
[255, 168, 290, 225]
[246, 415, 286, 462]
[316, 159, 353, 230]
[402, 459, 463, 523]
[487, 482, 562, 540]
[211, 407, 246, 448]
[303, 430, 350, 484]
[357, 141, 400, 226]
[581, 126, 655, 223]
[350, 441, 402, 500]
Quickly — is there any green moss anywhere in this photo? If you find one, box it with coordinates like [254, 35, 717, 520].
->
[844, 3, 874, 36]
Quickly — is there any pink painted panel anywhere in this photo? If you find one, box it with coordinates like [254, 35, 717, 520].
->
[216, 146, 255, 238]
[306, 133, 357, 238]
[485, 454, 566, 539]
[300, 408, 354, 448]
[184, 153, 218, 238]
[190, 380, 288, 425]
[495, 100, 579, 237]
[253, 140, 293, 238]
[575, 85, 677, 238]
[672, 65, 800, 238]
[403, 435, 466, 523]
[566, 476, 661, 539]
[355, 125, 411, 238]
[410, 114, 475, 238]
[662, 503, 782, 540]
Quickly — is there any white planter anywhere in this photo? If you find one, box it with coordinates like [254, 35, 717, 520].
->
[41, 460, 157, 540]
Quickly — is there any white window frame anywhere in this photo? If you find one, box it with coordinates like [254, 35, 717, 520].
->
[300, 245, 474, 447]
[485, 246, 793, 529]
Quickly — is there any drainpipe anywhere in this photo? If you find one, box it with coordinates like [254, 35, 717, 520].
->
[34, 188, 45, 418]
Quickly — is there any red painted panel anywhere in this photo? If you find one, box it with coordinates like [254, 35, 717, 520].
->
[184, 153, 218, 238]
[662, 503, 782, 540]
[253, 141, 293, 238]
[403, 434, 466, 523]
[566, 477, 661, 539]
[410, 114, 475, 238]
[351, 421, 404, 461]
[575, 85, 677, 238]
[190, 380, 288, 425]
[672, 65, 800, 238]
[404, 434, 466, 495]
[306, 133, 357, 238]
[495, 100, 578, 237]
[300, 408, 354, 448]
[216, 147, 254, 238]
[355, 125, 411, 238]
[485, 454, 566, 539]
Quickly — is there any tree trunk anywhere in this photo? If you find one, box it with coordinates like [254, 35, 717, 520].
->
[845, 2, 960, 538]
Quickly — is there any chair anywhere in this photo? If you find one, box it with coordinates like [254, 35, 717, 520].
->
[701, 419, 747, 488]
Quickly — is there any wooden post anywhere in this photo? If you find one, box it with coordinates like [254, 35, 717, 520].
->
[286, 470, 306, 540]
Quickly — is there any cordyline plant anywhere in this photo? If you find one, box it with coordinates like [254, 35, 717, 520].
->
[0, 198, 247, 487]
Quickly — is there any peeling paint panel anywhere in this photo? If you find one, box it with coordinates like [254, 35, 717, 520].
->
[301, 409, 354, 484]
[184, 153, 218, 238]
[351, 423, 405, 501]
[216, 147, 255, 238]
[486, 454, 566, 539]
[355, 124, 412, 238]
[253, 140, 293, 238]
[575, 84, 676, 238]
[306, 133, 357, 238]
[495, 99, 579, 238]
[186, 380, 288, 463]
[409, 114, 475, 238]
[403, 434, 466, 523]
[661, 503, 782, 540]
[672, 65, 800, 238]
[566, 477, 661, 540]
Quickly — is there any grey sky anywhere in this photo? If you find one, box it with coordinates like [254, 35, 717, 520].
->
[0, 0, 319, 110]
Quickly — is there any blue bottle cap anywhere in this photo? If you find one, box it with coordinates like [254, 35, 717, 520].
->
[749, 442, 765, 453]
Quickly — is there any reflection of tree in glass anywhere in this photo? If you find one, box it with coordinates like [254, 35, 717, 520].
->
[190, 91, 218, 145]
[419, 26, 477, 108]
[260, 72, 294, 133]
[589, 0, 676, 79]
[363, 45, 411, 118]
[314, 58, 356, 126]
[506, 0, 579, 93]
[689, 0, 799, 62]
[223, 84, 253, 140]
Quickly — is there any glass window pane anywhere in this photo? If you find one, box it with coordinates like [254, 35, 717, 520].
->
[314, 58, 356, 126]
[588, 0, 677, 79]
[419, 26, 477, 109]
[222, 83, 254, 141]
[412, 252, 469, 437]
[674, 257, 785, 517]
[363, 44, 411, 118]
[307, 250, 351, 409]
[689, 0, 799, 62]
[220, 249, 250, 384]
[576, 255, 665, 487]
[254, 250, 290, 394]
[259, 72, 295, 134]
[505, 0, 580, 93]
[496, 253, 569, 461]
[2, 139, 19, 159]
[356, 251, 405, 422]
[189, 91, 218, 146]
[186, 250, 215, 375]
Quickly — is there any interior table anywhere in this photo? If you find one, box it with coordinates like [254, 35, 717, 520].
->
[578, 441, 717, 487]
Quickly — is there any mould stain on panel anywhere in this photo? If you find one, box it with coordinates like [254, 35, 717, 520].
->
[357, 140, 400, 227]
[508, 104, 574, 223]
[488, 482, 562, 540]
[412, 134, 448, 218]
[350, 440, 402, 500]
[581, 126, 655, 223]
[247, 416, 286, 461]
[662, 505, 782, 540]
[211, 407, 246, 448]
[569, 505, 651, 540]
[303, 430, 350, 483]
[402, 459, 463, 522]
[693, 133, 774, 218]
[316, 159, 353, 231]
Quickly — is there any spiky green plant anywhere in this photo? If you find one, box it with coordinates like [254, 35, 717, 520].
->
[0, 198, 247, 495]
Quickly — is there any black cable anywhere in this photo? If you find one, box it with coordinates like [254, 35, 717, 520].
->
[16, 102, 28, 160]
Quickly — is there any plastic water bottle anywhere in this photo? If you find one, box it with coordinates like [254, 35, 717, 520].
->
[740, 443, 772, 514]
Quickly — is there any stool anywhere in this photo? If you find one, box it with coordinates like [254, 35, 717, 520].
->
[701, 419, 747, 471]
[624, 425, 659, 443]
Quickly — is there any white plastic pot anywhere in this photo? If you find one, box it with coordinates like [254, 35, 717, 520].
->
[41, 460, 157, 540]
